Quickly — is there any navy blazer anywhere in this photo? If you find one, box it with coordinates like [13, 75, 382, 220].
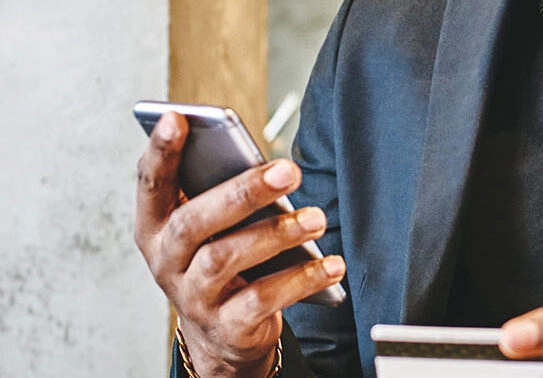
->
[172, 1, 543, 377]
[284, 0, 543, 377]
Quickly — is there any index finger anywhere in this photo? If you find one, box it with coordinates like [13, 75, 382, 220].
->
[135, 112, 188, 251]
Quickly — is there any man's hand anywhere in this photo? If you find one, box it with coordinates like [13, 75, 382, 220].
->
[134, 112, 346, 377]
[499, 307, 543, 359]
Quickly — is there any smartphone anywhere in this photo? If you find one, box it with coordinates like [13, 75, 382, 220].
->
[133, 100, 346, 306]
[371, 324, 543, 377]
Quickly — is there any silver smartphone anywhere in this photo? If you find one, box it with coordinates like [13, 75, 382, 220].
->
[133, 100, 346, 306]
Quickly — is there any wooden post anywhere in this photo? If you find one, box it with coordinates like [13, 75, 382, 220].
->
[168, 0, 268, 355]
[169, 0, 268, 149]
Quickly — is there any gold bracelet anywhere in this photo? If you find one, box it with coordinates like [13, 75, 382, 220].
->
[175, 318, 283, 378]
[267, 337, 283, 378]
[175, 322, 201, 378]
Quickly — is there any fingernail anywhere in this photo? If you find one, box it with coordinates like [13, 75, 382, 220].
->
[296, 207, 326, 232]
[263, 160, 295, 189]
[502, 321, 540, 352]
[322, 255, 345, 278]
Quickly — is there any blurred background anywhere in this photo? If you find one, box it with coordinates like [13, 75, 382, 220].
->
[0, 0, 341, 376]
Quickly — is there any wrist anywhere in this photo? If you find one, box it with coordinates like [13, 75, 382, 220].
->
[176, 318, 282, 378]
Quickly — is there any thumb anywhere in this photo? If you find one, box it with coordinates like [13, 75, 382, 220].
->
[499, 307, 543, 359]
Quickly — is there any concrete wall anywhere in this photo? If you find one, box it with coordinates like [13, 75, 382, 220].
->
[1, 1, 169, 377]
[0, 1, 340, 377]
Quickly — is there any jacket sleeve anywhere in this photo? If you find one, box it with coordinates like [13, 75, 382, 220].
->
[278, 321, 317, 378]
[283, 0, 362, 376]
[170, 337, 187, 378]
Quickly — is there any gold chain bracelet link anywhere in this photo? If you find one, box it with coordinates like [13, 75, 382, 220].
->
[175, 318, 283, 378]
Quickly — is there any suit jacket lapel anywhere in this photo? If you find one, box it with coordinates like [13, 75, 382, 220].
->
[401, 0, 512, 324]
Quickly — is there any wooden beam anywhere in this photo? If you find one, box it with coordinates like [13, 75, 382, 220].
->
[167, 0, 268, 357]
[169, 0, 268, 149]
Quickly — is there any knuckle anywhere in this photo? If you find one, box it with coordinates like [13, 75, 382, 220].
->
[263, 214, 303, 247]
[168, 210, 197, 243]
[264, 216, 291, 244]
[155, 141, 179, 162]
[301, 262, 327, 287]
[275, 214, 297, 238]
[137, 156, 160, 196]
[227, 179, 258, 210]
[241, 287, 266, 317]
[267, 215, 283, 231]
[198, 243, 228, 276]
